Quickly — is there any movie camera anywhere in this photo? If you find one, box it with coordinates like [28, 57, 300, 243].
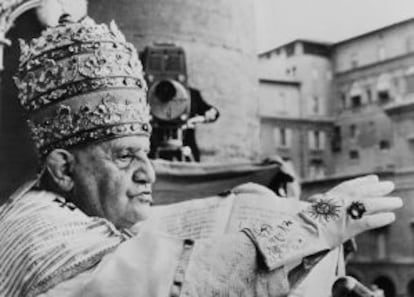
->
[140, 43, 198, 161]
[140, 43, 191, 123]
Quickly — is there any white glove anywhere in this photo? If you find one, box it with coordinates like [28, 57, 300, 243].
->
[242, 175, 402, 270]
[304, 175, 402, 247]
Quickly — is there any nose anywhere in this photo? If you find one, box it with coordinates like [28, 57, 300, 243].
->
[132, 155, 156, 184]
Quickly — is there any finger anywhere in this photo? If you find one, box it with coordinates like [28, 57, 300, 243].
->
[357, 197, 403, 214]
[358, 212, 396, 231]
[351, 174, 379, 185]
[354, 181, 395, 197]
[330, 175, 379, 194]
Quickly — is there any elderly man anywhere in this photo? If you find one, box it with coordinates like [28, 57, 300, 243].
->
[0, 16, 402, 297]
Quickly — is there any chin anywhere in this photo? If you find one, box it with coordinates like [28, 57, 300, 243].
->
[132, 205, 152, 223]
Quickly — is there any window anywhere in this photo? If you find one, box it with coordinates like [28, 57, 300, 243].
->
[351, 95, 362, 108]
[379, 140, 391, 150]
[274, 127, 291, 148]
[349, 83, 362, 107]
[332, 126, 342, 152]
[350, 53, 358, 68]
[350, 124, 358, 139]
[308, 130, 325, 150]
[286, 66, 297, 76]
[378, 45, 386, 61]
[407, 35, 414, 53]
[314, 131, 320, 149]
[309, 159, 325, 179]
[366, 88, 372, 103]
[312, 96, 320, 114]
[279, 91, 287, 113]
[378, 90, 391, 104]
[340, 93, 347, 109]
[280, 128, 287, 146]
[406, 74, 414, 94]
[349, 150, 359, 160]
[303, 43, 330, 57]
[286, 44, 295, 57]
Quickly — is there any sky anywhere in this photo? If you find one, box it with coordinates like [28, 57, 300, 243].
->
[255, 0, 414, 53]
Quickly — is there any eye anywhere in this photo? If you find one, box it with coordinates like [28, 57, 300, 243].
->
[117, 152, 134, 165]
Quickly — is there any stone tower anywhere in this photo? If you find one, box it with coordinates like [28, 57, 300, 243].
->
[89, 0, 260, 161]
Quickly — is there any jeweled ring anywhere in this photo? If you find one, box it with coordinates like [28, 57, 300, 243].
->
[347, 201, 366, 220]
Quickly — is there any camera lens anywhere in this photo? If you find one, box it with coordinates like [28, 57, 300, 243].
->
[154, 80, 177, 103]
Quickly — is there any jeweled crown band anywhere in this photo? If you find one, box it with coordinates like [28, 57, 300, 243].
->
[15, 42, 145, 112]
[37, 122, 152, 158]
[29, 91, 151, 157]
[22, 76, 144, 113]
[18, 18, 128, 65]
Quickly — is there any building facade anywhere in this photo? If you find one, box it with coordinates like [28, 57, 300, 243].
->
[257, 19, 414, 297]
[258, 40, 334, 180]
[331, 18, 414, 177]
[329, 19, 414, 297]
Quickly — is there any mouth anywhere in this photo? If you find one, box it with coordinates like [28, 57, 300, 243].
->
[130, 192, 153, 205]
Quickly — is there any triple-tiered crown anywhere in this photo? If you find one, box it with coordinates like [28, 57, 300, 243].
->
[14, 17, 151, 157]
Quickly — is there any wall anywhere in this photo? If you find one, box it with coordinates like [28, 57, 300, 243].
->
[332, 52, 414, 176]
[289, 54, 333, 117]
[258, 82, 301, 118]
[333, 19, 414, 73]
[257, 41, 334, 179]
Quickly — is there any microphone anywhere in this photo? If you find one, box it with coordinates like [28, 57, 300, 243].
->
[332, 276, 376, 297]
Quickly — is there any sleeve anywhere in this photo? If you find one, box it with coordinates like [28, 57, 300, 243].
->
[189, 88, 211, 115]
[180, 232, 291, 297]
[241, 196, 347, 271]
[36, 230, 336, 297]
[189, 88, 220, 121]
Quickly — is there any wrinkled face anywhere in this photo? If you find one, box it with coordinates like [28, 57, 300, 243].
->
[70, 135, 156, 229]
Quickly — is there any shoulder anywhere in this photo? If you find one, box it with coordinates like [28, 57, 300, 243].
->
[232, 182, 280, 197]
[0, 190, 123, 297]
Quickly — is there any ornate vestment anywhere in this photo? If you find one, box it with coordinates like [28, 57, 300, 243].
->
[0, 180, 125, 297]
[0, 182, 343, 297]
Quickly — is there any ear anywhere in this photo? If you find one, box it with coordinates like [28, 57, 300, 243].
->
[45, 149, 75, 192]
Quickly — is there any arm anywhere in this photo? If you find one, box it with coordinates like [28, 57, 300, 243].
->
[183, 176, 401, 296]
[189, 88, 220, 123]
[39, 176, 401, 297]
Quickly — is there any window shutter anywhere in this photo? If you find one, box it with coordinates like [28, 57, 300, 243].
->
[308, 130, 315, 150]
[320, 131, 326, 149]
[286, 128, 292, 148]
[273, 128, 280, 147]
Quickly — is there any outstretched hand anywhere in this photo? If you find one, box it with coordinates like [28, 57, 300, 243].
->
[303, 175, 402, 247]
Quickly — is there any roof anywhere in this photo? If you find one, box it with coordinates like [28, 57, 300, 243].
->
[258, 38, 332, 57]
[334, 17, 414, 46]
[259, 17, 414, 56]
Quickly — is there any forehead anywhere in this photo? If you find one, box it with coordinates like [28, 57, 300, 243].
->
[98, 135, 150, 153]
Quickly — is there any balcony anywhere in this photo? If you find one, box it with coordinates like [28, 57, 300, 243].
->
[384, 97, 414, 116]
